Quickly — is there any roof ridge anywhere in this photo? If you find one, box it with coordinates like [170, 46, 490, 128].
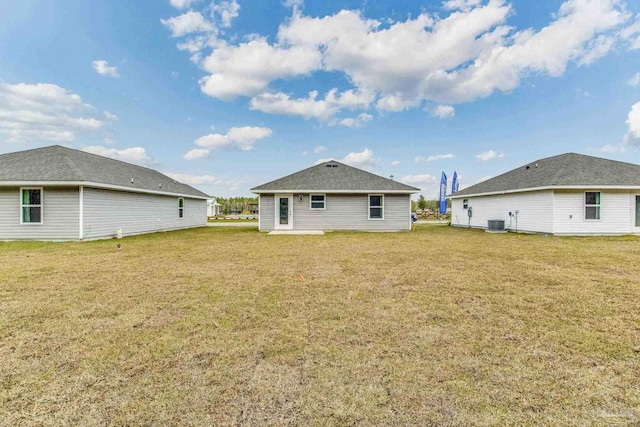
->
[251, 159, 419, 192]
[55, 145, 86, 181]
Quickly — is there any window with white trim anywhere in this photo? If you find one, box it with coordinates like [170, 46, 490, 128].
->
[585, 192, 600, 220]
[21, 188, 43, 224]
[310, 194, 326, 210]
[463, 198, 469, 209]
[369, 194, 384, 219]
[178, 197, 184, 218]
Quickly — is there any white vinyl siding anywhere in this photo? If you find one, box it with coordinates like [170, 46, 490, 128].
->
[82, 188, 206, 239]
[259, 194, 275, 231]
[451, 190, 554, 233]
[553, 190, 633, 235]
[0, 187, 79, 240]
[292, 193, 409, 231]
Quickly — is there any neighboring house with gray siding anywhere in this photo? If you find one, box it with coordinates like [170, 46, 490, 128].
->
[450, 153, 640, 235]
[0, 145, 209, 241]
[251, 161, 419, 232]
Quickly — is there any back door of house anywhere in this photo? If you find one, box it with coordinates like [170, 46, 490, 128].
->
[275, 194, 293, 230]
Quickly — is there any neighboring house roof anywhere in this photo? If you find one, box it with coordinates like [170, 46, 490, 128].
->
[0, 145, 209, 198]
[251, 160, 420, 193]
[451, 153, 640, 198]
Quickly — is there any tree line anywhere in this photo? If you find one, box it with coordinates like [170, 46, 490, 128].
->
[411, 195, 451, 212]
[214, 196, 258, 215]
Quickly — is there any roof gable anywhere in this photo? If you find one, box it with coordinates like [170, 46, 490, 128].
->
[0, 145, 209, 198]
[251, 161, 419, 193]
[452, 153, 640, 197]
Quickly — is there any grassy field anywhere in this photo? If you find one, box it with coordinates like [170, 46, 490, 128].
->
[1, 226, 639, 426]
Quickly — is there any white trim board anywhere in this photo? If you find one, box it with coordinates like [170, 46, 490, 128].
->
[449, 185, 640, 199]
[0, 181, 209, 200]
[253, 189, 418, 194]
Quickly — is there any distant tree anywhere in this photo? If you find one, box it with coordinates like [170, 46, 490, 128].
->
[417, 195, 427, 210]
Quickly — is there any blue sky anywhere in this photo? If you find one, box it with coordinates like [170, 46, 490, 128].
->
[1, 0, 640, 198]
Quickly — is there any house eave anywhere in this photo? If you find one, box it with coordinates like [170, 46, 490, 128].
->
[449, 185, 640, 199]
[0, 181, 210, 199]
[251, 189, 420, 194]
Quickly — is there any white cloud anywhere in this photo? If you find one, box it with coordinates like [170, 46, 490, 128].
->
[82, 146, 154, 166]
[0, 82, 107, 143]
[249, 91, 335, 120]
[599, 143, 625, 153]
[335, 112, 373, 128]
[92, 60, 120, 78]
[183, 148, 210, 160]
[443, 0, 482, 11]
[476, 175, 492, 183]
[104, 137, 116, 145]
[400, 174, 438, 186]
[314, 145, 326, 154]
[104, 111, 118, 121]
[628, 72, 640, 87]
[316, 148, 381, 170]
[161, 11, 216, 37]
[166, 173, 219, 184]
[169, 0, 629, 121]
[415, 153, 455, 162]
[476, 150, 505, 161]
[621, 17, 640, 50]
[391, 160, 400, 166]
[165, 173, 245, 191]
[200, 39, 320, 99]
[212, 0, 240, 28]
[283, 0, 304, 9]
[429, 105, 455, 119]
[170, 0, 200, 9]
[578, 35, 615, 65]
[624, 101, 640, 146]
[302, 150, 309, 155]
[194, 126, 272, 151]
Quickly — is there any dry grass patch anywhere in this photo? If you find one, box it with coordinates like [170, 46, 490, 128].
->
[1, 226, 639, 426]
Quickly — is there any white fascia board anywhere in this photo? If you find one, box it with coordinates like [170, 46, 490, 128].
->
[0, 181, 210, 200]
[252, 189, 419, 194]
[448, 185, 640, 199]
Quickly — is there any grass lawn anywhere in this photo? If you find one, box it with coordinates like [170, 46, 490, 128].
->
[1, 226, 639, 426]
[208, 218, 258, 222]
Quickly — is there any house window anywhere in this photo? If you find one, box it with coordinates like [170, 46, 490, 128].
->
[369, 194, 384, 219]
[585, 192, 600, 220]
[21, 188, 43, 224]
[463, 198, 469, 209]
[178, 198, 184, 218]
[310, 194, 326, 210]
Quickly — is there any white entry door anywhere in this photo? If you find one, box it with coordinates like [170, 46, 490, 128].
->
[275, 194, 294, 230]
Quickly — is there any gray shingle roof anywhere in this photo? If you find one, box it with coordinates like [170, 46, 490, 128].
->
[0, 145, 209, 198]
[452, 153, 640, 197]
[251, 161, 420, 193]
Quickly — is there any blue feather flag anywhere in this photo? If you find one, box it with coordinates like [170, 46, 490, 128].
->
[451, 171, 459, 194]
[439, 171, 447, 214]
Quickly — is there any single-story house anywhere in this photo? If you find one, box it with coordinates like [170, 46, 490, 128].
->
[207, 198, 222, 217]
[450, 152, 640, 235]
[251, 160, 420, 232]
[0, 145, 209, 241]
